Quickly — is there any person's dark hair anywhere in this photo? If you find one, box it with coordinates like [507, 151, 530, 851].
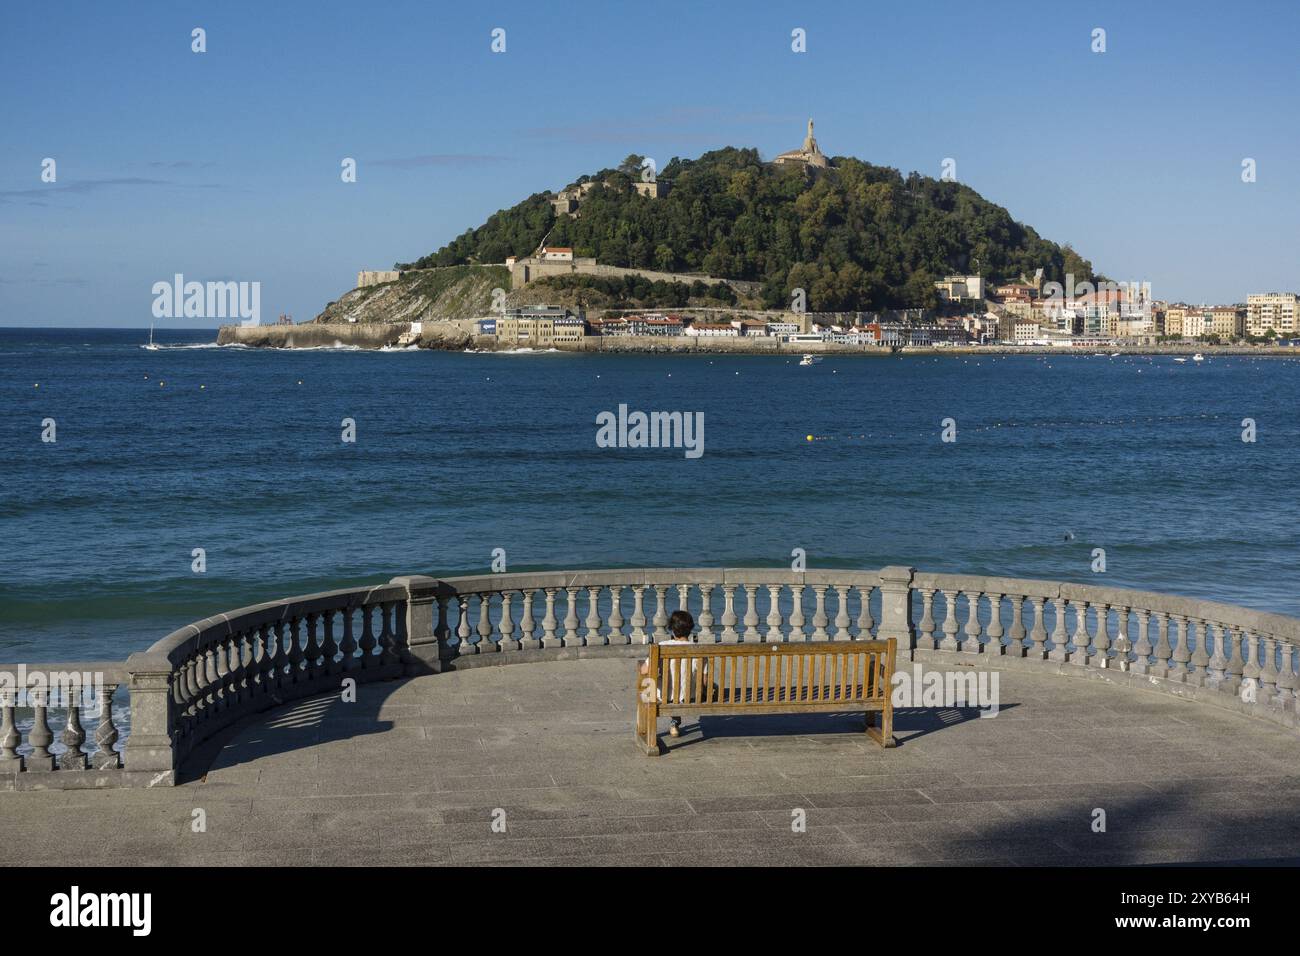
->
[668, 610, 694, 639]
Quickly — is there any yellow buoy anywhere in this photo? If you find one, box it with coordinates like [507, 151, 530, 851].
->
[806, 434, 814, 442]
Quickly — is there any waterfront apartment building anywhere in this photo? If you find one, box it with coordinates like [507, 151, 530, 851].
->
[684, 323, 739, 337]
[1246, 293, 1299, 336]
[1209, 306, 1246, 338]
[495, 306, 586, 346]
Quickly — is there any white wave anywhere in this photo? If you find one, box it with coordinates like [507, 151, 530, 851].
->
[144, 342, 249, 350]
[462, 347, 563, 355]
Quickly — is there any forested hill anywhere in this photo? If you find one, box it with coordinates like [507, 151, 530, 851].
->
[397, 147, 1100, 311]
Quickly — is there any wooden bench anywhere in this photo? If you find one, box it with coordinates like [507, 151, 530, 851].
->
[635, 639, 897, 755]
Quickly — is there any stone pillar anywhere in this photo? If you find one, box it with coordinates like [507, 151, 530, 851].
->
[876, 567, 915, 661]
[123, 652, 177, 781]
[390, 576, 447, 674]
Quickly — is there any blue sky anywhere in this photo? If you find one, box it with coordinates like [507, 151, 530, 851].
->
[3, 0, 1298, 327]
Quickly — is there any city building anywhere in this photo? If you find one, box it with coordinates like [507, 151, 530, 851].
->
[935, 275, 986, 302]
[495, 306, 586, 346]
[1246, 293, 1299, 336]
[683, 323, 739, 337]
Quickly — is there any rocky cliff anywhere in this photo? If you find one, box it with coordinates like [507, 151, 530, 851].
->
[311, 264, 510, 325]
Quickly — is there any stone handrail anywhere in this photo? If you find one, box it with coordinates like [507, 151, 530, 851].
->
[3, 566, 1297, 790]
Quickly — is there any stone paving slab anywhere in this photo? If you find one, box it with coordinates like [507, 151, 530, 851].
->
[3, 658, 1300, 866]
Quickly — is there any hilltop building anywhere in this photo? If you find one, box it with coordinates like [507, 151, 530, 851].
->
[774, 119, 830, 169]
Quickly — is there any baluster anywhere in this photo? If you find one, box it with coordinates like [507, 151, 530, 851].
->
[832, 586, 851, 641]
[1092, 604, 1111, 667]
[27, 686, 55, 771]
[584, 586, 603, 646]
[380, 601, 400, 663]
[1223, 624, 1244, 695]
[358, 606, 377, 666]
[765, 585, 784, 642]
[962, 592, 984, 654]
[1188, 618, 1210, 686]
[811, 582, 832, 642]
[1206, 621, 1228, 688]
[1170, 615, 1191, 681]
[607, 586, 626, 645]
[938, 589, 959, 651]
[202, 640, 221, 714]
[1028, 597, 1048, 659]
[985, 593, 1004, 656]
[208, 640, 228, 714]
[478, 593, 495, 652]
[339, 612, 358, 672]
[856, 586, 875, 639]
[542, 588, 560, 648]
[697, 585, 715, 642]
[304, 612, 322, 676]
[742, 586, 761, 641]
[1149, 612, 1171, 678]
[1130, 608, 1152, 674]
[287, 617, 305, 683]
[321, 609, 339, 674]
[1006, 595, 1026, 656]
[564, 587, 582, 646]
[92, 683, 122, 769]
[225, 632, 247, 710]
[788, 585, 806, 642]
[1240, 631, 1261, 703]
[1259, 635, 1280, 705]
[720, 585, 739, 643]
[651, 585, 669, 642]
[60, 694, 88, 770]
[629, 586, 647, 644]
[455, 595, 474, 655]
[1070, 600, 1090, 665]
[500, 591, 516, 651]
[916, 588, 936, 650]
[1275, 642, 1296, 711]
[0, 687, 23, 772]
[190, 645, 209, 720]
[519, 590, 539, 651]
[1047, 596, 1069, 662]
[1112, 606, 1131, 671]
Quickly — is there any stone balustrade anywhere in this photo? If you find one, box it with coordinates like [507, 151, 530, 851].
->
[4, 566, 1298, 790]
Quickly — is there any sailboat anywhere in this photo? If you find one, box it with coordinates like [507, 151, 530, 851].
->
[143, 325, 160, 351]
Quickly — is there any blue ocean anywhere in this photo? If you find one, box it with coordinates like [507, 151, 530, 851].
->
[3, 327, 1298, 664]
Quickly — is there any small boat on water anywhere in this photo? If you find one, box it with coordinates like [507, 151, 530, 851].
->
[143, 325, 160, 351]
[1192, 352, 1204, 363]
[799, 354, 822, 366]
[1173, 357, 1187, 363]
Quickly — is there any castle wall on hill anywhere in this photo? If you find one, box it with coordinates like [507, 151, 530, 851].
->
[357, 271, 400, 288]
[509, 257, 759, 295]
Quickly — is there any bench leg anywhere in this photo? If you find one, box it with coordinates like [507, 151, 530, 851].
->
[865, 709, 897, 749]
[636, 701, 660, 756]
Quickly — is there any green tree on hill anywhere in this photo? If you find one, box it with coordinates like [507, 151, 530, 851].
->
[398, 146, 1100, 311]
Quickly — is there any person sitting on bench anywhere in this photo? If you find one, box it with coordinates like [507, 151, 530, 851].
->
[638, 609, 697, 737]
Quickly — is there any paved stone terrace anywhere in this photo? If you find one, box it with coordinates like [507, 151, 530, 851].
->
[4, 659, 1300, 866]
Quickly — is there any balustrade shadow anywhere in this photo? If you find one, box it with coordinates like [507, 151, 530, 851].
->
[176, 677, 408, 783]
